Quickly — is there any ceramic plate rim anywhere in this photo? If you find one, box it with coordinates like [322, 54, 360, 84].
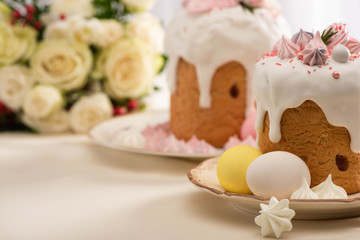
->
[188, 158, 360, 204]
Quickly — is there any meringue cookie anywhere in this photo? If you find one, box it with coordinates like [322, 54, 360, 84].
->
[113, 128, 146, 148]
[278, 35, 300, 59]
[324, 22, 349, 50]
[291, 29, 313, 50]
[311, 174, 348, 199]
[290, 178, 318, 200]
[255, 197, 295, 239]
[345, 37, 360, 55]
[302, 31, 328, 66]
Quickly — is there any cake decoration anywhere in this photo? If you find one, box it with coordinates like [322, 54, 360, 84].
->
[291, 29, 313, 50]
[255, 197, 295, 239]
[345, 37, 360, 55]
[278, 35, 300, 59]
[217, 145, 262, 194]
[301, 31, 328, 66]
[290, 178, 319, 200]
[112, 128, 146, 148]
[224, 135, 256, 150]
[240, 111, 257, 140]
[331, 44, 350, 63]
[311, 174, 348, 199]
[322, 22, 349, 51]
[246, 151, 311, 199]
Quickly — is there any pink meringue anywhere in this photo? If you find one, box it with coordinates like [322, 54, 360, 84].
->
[291, 29, 314, 50]
[241, 111, 257, 140]
[324, 23, 349, 50]
[243, 0, 265, 7]
[302, 31, 328, 66]
[345, 37, 360, 55]
[224, 135, 256, 150]
[271, 38, 281, 55]
[278, 35, 300, 59]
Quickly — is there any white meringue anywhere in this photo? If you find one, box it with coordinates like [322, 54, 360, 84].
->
[113, 128, 146, 148]
[290, 178, 318, 200]
[255, 197, 295, 239]
[311, 174, 348, 199]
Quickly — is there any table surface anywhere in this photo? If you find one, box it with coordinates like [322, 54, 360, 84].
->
[0, 134, 359, 240]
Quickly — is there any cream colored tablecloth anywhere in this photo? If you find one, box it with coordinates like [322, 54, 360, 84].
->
[0, 134, 359, 240]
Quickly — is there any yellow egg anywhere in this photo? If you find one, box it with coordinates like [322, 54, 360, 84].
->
[217, 145, 262, 194]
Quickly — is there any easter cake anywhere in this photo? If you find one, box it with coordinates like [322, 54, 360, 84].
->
[253, 23, 360, 194]
[164, 0, 289, 147]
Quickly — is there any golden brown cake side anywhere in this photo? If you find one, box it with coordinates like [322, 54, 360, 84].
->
[170, 58, 247, 148]
[258, 100, 360, 194]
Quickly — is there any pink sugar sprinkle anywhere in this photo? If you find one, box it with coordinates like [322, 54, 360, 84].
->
[276, 63, 282, 66]
[329, 67, 333, 70]
[349, 58, 354, 61]
[293, 66, 295, 69]
[262, 62, 265, 65]
[307, 70, 311, 74]
[290, 59, 293, 63]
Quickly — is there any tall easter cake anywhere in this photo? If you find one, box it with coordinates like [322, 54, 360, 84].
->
[165, 0, 289, 147]
[253, 23, 360, 194]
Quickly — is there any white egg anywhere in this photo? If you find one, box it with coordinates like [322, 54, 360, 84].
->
[246, 151, 311, 200]
[331, 44, 350, 63]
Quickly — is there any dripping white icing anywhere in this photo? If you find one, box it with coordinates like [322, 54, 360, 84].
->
[253, 55, 360, 153]
[165, 6, 290, 115]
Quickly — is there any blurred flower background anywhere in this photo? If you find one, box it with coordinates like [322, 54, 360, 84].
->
[0, 0, 165, 133]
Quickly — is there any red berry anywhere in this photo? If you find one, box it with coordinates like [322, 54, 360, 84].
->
[5, 108, 13, 115]
[12, 10, 21, 19]
[25, 14, 33, 22]
[34, 21, 42, 30]
[113, 107, 127, 116]
[59, 14, 66, 20]
[127, 99, 138, 111]
[0, 102, 4, 115]
[26, 5, 36, 15]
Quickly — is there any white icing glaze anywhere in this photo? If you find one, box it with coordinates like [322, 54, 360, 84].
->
[290, 177, 318, 200]
[165, 6, 290, 115]
[311, 174, 348, 199]
[253, 55, 360, 152]
[255, 197, 295, 239]
[113, 128, 145, 148]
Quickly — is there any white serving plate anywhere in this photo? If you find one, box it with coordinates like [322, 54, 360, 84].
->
[188, 158, 360, 220]
[89, 111, 223, 160]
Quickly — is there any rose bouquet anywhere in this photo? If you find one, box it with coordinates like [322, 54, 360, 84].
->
[0, 0, 165, 133]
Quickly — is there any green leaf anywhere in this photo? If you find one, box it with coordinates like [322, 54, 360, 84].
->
[321, 27, 338, 45]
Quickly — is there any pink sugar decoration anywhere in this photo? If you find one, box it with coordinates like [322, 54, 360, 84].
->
[329, 67, 332, 70]
[290, 59, 293, 63]
[332, 71, 340, 79]
[261, 62, 265, 65]
[307, 70, 311, 74]
[324, 23, 349, 51]
[276, 63, 282, 66]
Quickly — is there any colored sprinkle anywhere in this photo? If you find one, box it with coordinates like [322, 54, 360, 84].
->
[290, 59, 293, 63]
[262, 62, 265, 65]
[307, 70, 311, 74]
[333, 71, 340, 79]
[256, 59, 259, 63]
[329, 67, 332, 70]
[276, 63, 282, 66]
[293, 66, 295, 69]
[349, 58, 354, 61]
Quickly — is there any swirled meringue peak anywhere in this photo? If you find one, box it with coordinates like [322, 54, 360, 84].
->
[346, 37, 360, 55]
[291, 29, 313, 50]
[255, 197, 295, 239]
[323, 23, 349, 51]
[302, 31, 328, 66]
[311, 174, 348, 199]
[278, 35, 300, 59]
[290, 178, 318, 200]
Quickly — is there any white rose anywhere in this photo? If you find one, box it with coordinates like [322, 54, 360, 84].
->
[0, 65, 34, 111]
[69, 93, 113, 133]
[94, 19, 124, 49]
[0, 22, 37, 66]
[22, 110, 70, 134]
[42, 0, 94, 25]
[0, 2, 11, 22]
[44, 20, 68, 40]
[94, 38, 156, 100]
[122, 0, 156, 12]
[23, 85, 64, 119]
[67, 16, 102, 44]
[126, 13, 164, 53]
[30, 40, 92, 91]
